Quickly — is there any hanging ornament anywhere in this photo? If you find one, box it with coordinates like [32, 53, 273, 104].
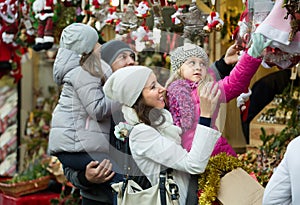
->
[31, 0, 57, 51]
[171, 5, 184, 26]
[231, 0, 251, 50]
[0, 0, 18, 24]
[1, 26, 23, 83]
[131, 25, 154, 52]
[151, 0, 163, 29]
[176, 0, 208, 43]
[81, 0, 92, 24]
[94, 5, 110, 31]
[18, 0, 35, 46]
[105, 6, 119, 25]
[135, 0, 150, 18]
[0, 21, 19, 71]
[87, 0, 110, 31]
[0, 0, 22, 83]
[203, 0, 224, 33]
[118, 0, 138, 34]
[132, 25, 147, 51]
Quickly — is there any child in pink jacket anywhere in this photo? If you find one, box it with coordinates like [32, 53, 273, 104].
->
[166, 34, 271, 157]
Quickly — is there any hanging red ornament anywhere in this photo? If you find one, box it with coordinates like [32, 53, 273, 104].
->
[203, 0, 224, 33]
[171, 5, 184, 25]
[135, 0, 150, 18]
[31, 0, 57, 51]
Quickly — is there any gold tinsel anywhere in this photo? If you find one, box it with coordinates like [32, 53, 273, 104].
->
[198, 153, 250, 205]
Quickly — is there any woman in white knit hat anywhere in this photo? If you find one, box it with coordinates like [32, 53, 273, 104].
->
[103, 65, 222, 204]
[48, 23, 136, 205]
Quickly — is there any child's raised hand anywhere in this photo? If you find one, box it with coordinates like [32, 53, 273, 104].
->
[199, 82, 221, 118]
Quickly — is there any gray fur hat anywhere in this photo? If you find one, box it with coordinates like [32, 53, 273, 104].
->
[101, 40, 134, 66]
[60, 23, 99, 55]
[103, 66, 152, 107]
[170, 43, 209, 72]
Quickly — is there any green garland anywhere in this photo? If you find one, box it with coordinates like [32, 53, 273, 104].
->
[198, 153, 250, 205]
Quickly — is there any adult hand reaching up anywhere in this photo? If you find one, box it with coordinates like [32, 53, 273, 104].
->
[224, 43, 242, 65]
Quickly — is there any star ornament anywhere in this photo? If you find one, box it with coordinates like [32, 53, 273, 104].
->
[176, 2, 207, 26]
[176, 2, 208, 40]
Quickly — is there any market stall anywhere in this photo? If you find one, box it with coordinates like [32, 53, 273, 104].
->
[0, 0, 299, 204]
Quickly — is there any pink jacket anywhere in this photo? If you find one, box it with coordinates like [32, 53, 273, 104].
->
[167, 52, 262, 155]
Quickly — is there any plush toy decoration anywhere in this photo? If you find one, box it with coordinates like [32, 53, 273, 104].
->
[231, 0, 250, 50]
[0, 22, 18, 78]
[87, 0, 108, 30]
[135, 0, 150, 18]
[0, 0, 35, 82]
[20, 1, 35, 45]
[0, 0, 21, 80]
[203, 10, 224, 33]
[202, 0, 223, 33]
[0, 21, 23, 82]
[105, 6, 118, 25]
[171, 6, 183, 25]
[32, 0, 57, 51]
[131, 25, 152, 51]
[0, 0, 18, 24]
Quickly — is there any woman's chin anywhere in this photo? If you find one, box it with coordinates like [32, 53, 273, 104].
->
[155, 102, 165, 109]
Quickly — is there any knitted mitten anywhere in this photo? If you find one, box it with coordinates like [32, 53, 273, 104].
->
[248, 33, 272, 58]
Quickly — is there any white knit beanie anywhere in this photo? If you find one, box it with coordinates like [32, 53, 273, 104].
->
[103, 66, 153, 107]
[170, 43, 209, 72]
[59, 23, 99, 55]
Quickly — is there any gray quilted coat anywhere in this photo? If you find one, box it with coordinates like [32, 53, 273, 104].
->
[48, 48, 118, 155]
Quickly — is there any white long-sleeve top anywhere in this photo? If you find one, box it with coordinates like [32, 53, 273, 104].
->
[263, 136, 300, 205]
[129, 122, 221, 205]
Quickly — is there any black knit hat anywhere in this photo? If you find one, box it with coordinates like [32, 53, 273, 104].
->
[101, 40, 134, 66]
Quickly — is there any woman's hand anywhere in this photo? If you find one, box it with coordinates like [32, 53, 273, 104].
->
[85, 160, 115, 184]
[199, 82, 221, 118]
[224, 43, 241, 65]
